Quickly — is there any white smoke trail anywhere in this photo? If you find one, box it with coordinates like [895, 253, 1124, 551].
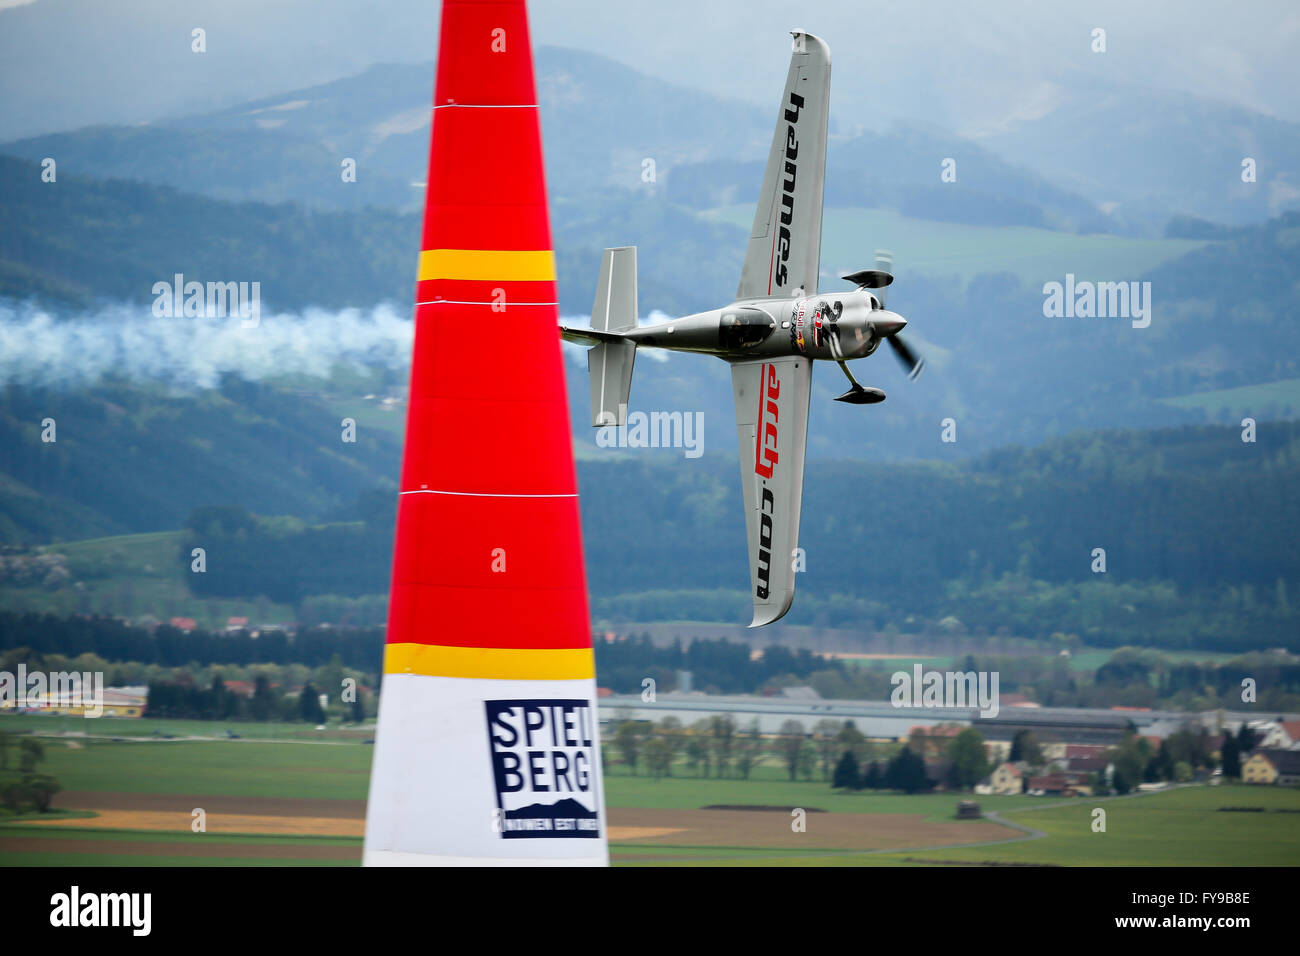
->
[0, 301, 415, 389]
[0, 302, 676, 389]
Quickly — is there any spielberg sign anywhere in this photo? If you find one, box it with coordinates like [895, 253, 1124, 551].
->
[484, 699, 601, 839]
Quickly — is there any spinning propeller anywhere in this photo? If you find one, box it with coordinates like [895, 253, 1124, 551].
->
[833, 250, 925, 403]
[863, 252, 925, 382]
[844, 250, 925, 382]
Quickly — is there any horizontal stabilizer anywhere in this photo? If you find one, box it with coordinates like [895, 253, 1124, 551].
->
[588, 339, 636, 426]
[560, 324, 626, 347]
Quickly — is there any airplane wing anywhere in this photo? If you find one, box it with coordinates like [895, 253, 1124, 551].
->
[729, 355, 813, 626]
[737, 32, 830, 300]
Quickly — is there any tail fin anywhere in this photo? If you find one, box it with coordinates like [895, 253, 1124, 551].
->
[588, 247, 637, 426]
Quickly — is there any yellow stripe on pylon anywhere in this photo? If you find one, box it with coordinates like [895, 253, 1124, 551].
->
[417, 249, 556, 282]
[383, 642, 595, 680]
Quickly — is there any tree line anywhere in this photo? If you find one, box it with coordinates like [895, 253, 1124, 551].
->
[144, 674, 365, 723]
[607, 714, 959, 791]
[594, 633, 841, 695]
[0, 610, 384, 671]
[607, 715, 1267, 799]
[175, 421, 1300, 649]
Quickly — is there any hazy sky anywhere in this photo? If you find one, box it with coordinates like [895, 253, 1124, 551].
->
[535, 0, 1300, 128]
[1, 0, 1298, 141]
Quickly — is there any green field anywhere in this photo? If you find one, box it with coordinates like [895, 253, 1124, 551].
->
[1, 714, 375, 742]
[0, 530, 297, 627]
[603, 764, 1039, 819]
[2, 726, 1298, 866]
[898, 785, 1300, 867]
[1158, 378, 1300, 418]
[704, 206, 1212, 286]
[14, 736, 372, 800]
[324, 399, 407, 438]
[607, 780, 1300, 867]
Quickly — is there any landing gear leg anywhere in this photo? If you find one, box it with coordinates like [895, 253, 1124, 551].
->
[833, 361, 886, 404]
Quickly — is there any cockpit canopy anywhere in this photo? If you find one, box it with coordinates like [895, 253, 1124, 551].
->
[719, 308, 776, 350]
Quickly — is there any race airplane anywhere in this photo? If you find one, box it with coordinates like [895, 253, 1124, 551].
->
[561, 31, 925, 628]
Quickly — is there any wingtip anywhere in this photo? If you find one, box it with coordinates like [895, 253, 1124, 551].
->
[748, 594, 795, 628]
[789, 30, 830, 59]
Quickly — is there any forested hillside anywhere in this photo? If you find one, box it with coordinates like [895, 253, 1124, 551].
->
[0, 155, 419, 311]
[0, 379, 401, 542]
[3, 417, 1295, 650]
[2, 40, 1297, 653]
[8, 147, 1297, 465]
[0, 154, 743, 318]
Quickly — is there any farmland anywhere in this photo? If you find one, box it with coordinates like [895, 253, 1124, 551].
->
[2, 725, 1297, 866]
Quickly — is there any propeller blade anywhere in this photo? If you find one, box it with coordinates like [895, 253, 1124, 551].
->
[888, 333, 925, 381]
[842, 269, 892, 289]
[874, 249, 894, 309]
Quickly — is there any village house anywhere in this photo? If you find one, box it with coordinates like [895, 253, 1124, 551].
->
[1027, 774, 1069, 796]
[983, 739, 1012, 764]
[1063, 755, 1109, 775]
[977, 761, 1028, 796]
[1040, 741, 1069, 761]
[1258, 721, 1300, 751]
[1065, 743, 1107, 760]
[3, 685, 147, 718]
[909, 724, 964, 757]
[1242, 750, 1300, 786]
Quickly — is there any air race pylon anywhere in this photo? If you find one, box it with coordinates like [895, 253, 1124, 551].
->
[363, 0, 607, 866]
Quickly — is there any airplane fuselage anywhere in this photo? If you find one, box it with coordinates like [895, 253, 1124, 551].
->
[624, 287, 907, 364]
[561, 31, 924, 627]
